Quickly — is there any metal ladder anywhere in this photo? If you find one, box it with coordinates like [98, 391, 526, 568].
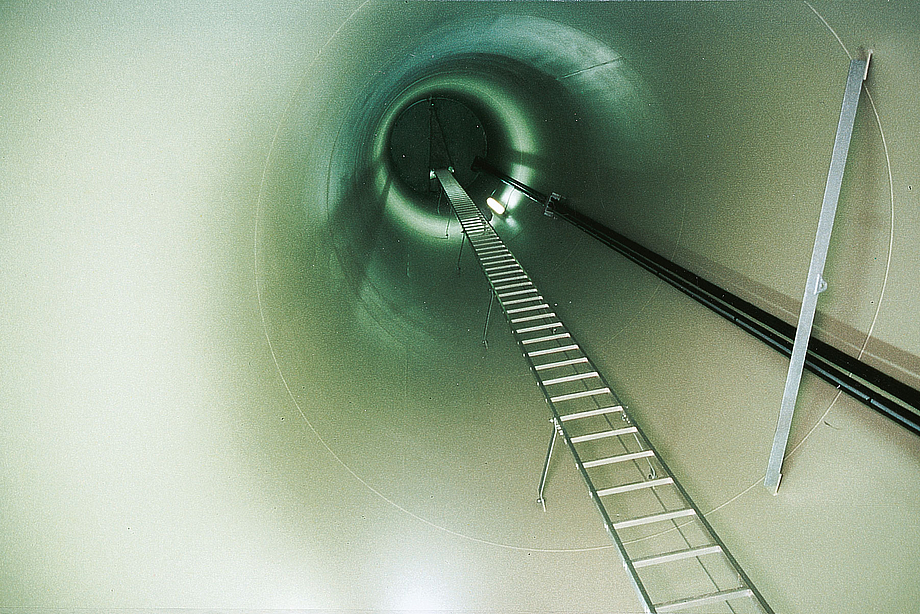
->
[435, 169, 774, 614]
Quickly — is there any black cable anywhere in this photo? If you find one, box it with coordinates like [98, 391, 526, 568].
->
[472, 157, 920, 438]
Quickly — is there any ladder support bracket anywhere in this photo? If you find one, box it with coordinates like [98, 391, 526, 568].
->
[765, 55, 869, 494]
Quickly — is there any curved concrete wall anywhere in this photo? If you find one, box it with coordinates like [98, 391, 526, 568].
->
[2, 1, 919, 612]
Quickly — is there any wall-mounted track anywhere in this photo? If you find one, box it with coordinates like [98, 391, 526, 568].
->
[470, 155, 920, 439]
[435, 168, 774, 614]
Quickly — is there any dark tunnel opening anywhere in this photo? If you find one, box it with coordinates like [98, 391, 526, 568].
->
[388, 96, 488, 196]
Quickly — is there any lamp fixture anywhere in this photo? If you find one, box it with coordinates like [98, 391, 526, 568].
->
[486, 196, 506, 215]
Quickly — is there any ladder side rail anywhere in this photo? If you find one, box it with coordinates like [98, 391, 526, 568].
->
[435, 169, 772, 614]
[515, 331, 657, 614]
[640, 429, 777, 614]
[435, 171, 656, 613]
[530, 291, 775, 613]
[516, 281, 775, 613]
[528, 321, 776, 614]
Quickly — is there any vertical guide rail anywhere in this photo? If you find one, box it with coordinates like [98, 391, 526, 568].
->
[765, 55, 870, 493]
[434, 168, 774, 614]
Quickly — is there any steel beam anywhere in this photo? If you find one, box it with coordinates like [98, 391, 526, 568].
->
[765, 55, 870, 493]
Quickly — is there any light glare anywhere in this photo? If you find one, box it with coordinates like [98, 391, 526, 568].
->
[487, 197, 506, 215]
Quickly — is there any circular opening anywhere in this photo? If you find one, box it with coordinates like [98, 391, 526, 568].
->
[388, 96, 487, 198]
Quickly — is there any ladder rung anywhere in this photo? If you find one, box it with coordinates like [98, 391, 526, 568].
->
[491, 275, 528, 284]
[492, 277, 529, 286]
[485, 264, 518, 272]
[507, 303, 550, 314]
[498, 289, 539, 299]
[654, 588, 754, 613]
[521, 333, 571, 345]
[597, 477, 673, 497]
[495, 281, 532, 291]
[527, 344, 579, 356]
[535, 357, 589, 370]
[542, 371, 599, 386]
[558, 405, 623, 421]
[489, 272, 522, 279]
[489, 270, 525, 280]
[502, 295, 544, 306]
[550, 387, 611, 402]
[515, 321, 562, 334]
[494, 280, 530, 289]
[511, 312, 556, 324]
[632, 545, 722, 569]
[582, 449, 654, 468]
[481, 254, 512, 262]
[612, 509, 697, 530]
[570, 426, 636, 443]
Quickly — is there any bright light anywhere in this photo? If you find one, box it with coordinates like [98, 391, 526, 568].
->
[486, 197, 506, 215]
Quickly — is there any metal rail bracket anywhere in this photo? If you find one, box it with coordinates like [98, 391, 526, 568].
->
[764, 53, 870, 494]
